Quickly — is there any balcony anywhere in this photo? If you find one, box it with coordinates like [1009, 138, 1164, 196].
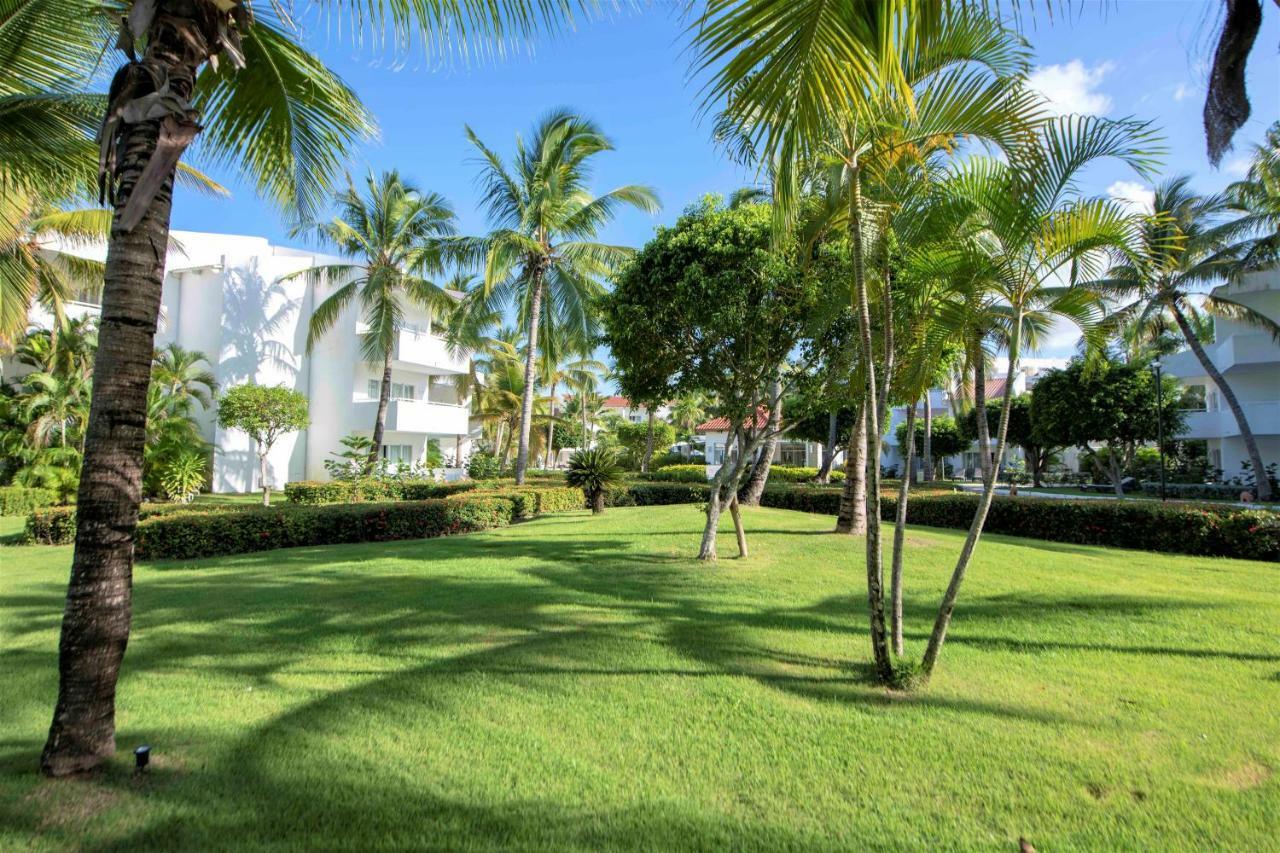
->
[351, 398, 470, 435]
[357, 324, 468, 374]
[1179, 401, 1280, 440]
[1217, 333, 1280, 373]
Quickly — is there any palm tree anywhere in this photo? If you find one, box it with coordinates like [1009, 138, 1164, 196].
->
[1226, 122, 1280, 270]
[668, 393, 709, 444]
[692, 0, 1043, 682]
[300, 171, 457, 472]
[916, 115, 1159, 680]
[1088, 176, 1278, 501]
[151, 342, 217, 413]
[22, 368, 89, 449]
[457, 110, 659, 484]
[15, 0, 590, 778]
[538, 347, 606, 469]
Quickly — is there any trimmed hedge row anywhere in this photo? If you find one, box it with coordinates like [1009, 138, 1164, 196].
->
[607, 482, 1279, 561]
[0, 486, 57, 516]
[283, 478, 482, 505]
[1138, 481, 1250, 500]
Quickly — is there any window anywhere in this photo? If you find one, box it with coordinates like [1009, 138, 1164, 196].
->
[1181, 384, 1207, 411]
[381, 444, 415, 466]
[707, 443, 724, 465]
[780, 443, 808, 466]
[367, 380, 416, 400]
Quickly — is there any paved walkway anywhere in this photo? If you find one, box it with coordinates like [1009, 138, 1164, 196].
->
[951, 483, 1270, 510]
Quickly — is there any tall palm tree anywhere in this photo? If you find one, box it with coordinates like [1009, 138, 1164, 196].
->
[1088, 176, 1278, 500]
[14, 0, 591, 778]
[457, 110, 659, 484]
[916, 115, 1159, 680]
[1225, 122, 1280, 269]
[301, 170, 458, 472]
[538, 347, 605, 469]
[150, 342, 217, 413]
[692, 0, 1043, 682]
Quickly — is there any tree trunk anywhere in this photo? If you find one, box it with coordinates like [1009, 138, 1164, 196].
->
[890, 401, 917, 657]
[923, 393, 934, 482]
[369, 346, 394, 474]
[640, 408, 656, 473]
[41, 102, 187, 776]
[514, 270, 544, 485]
[728, 494, 748, 558]
[817, 411, 838, 483]
[921, 312, 1024, 681]
[544, 380, 557, 470]
[260, 452, 270, 507]
[1109, 448, 1125, 496]
[848, 172, 892, 683]
[835, 401, 867, 534]
[698, 481, 726, 561]
[739, 375, 782, 505]
[973, 353, 991, 482]
[1170, 302, 1272, 500]
[591, 489, 605, 514]
[581, 399, 589, 451]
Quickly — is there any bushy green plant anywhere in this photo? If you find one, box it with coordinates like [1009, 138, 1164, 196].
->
[566, 448, 622, 513]
[641, 464, 709, 483]
[0, 486, 57, 516]
[323, 434, 376, 480]
[161, 451, 207, 503]
[466, 451, 503, 480]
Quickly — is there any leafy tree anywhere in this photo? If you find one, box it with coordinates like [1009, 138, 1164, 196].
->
[611, 419, 676, 470]
[455, 110, 658, 484]
[604, 198, 817, 560]
[300, 171, 456, 473]
[1030, 359, 1186, 495]
[896, 415, 966, 471]
[956, 395, 1059, 487]
[216, 385, 309, 507]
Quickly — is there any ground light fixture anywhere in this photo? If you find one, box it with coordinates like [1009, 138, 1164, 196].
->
[135, 745, 151, 771]
[1150, 359, 1167, 502]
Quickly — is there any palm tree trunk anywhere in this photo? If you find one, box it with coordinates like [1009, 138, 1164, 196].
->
[41, 111, 184, 777]
[581, 400, 589, 451]
[514, 271, 544, 485]
[1170, 302, 1272, 501]
[921, 312, 1024, 680]
[891, 400, 917, 657]
[641, 408, 656, 473]
[923, 393, 934, 481]
[973, 352, 991, 482]
[740, 374, 782, 505]
[369, 347, 394, 474]
[817, 411, 838, 483]
[544, 380, 557, 470]
[848, 171, 892, 683]
[835, 401, 867, 534]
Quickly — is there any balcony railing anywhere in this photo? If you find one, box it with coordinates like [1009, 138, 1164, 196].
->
[351, 398, 470, 435]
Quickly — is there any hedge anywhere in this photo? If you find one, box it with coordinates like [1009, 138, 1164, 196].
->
[0, 486, 57, 516]
[283, 478, 481, 505]
[1138, 481, 1250, 500]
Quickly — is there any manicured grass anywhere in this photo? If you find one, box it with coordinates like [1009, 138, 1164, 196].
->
[1, 506, 1276, 850]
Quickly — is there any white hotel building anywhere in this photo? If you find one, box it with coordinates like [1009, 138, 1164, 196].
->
[20, 230, 478, 493]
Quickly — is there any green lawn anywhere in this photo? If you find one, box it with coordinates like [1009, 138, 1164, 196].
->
[1, 506, 1276, 850]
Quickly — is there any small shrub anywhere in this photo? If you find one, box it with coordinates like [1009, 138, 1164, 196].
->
[566, 448, 623, 513]
[465, 451, 503, 480]
[25, 507, 78, 544]
[161, 451, 206, 503]
[642, 464, 709, 483]
[0, 486, 57, 516]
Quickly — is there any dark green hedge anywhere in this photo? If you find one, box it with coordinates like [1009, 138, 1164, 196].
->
[283, 478, 480, 505]
[1138, 481, 1247, 500]
[0, 486, 57, 516]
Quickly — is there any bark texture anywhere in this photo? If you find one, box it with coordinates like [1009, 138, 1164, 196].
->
[259, 453, 270, 506]
[739, 376, 781, 505]
[514, 271, 544, 485]
[816, 411, 838, 483]
[835, 402, 867, 534]
[728, 495, 748, 558]
[922, 393, 934, 481]
[890, 401, 917, 657]
[368, 347, 394, 473]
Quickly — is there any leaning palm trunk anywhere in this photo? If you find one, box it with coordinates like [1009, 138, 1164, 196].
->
[972, 352, 992, 481]
[835, 402, 867, 534]
[739, 375, 782, 505]
[544, 381, 558, 469]
[1170, 303, 1272, 500]
[848, 175, 893, 683]
[41, 14, 202, 777]
[514, 271, 545, 485]
[921, 314, 1024, 679]
[922, 393, 934, 481]
[368, 347, 394, 473]
[890, 400, 917, 657]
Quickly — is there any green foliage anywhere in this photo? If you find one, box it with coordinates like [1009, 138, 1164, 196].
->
[895, 415, 967, 461]
[284, 479, 475, 505]
[0, 486, 56, 516]
[466, 451, 503, 480]
[566, 447, 622, 512]
[323, 434, 376, 480]
[160, 451, 207, 504]
[610, 419, 677, 469]
[216, 384, 310, 450]
[642, 464, 709, 483]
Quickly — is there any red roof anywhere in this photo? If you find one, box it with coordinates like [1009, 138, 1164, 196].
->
[602, 395, 631, 408]
[695, 408, 770, 433]
[985, 379, 1008, 399]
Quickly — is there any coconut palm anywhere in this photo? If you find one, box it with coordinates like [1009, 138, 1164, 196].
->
[538, 347, 606, 469]
[668, 393, 709, 443]
[1087, 175, 1278, 500]
[151, 342, 217, 413]
[300, 171, 458, 472]
[1225, 122, 1280, 269]
[11, 0, 592, 778]
[916, 115, 1160, 680]
[456, 110, 659, 484]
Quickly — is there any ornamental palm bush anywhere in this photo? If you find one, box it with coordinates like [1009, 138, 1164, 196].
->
[566, 447, 621, 514]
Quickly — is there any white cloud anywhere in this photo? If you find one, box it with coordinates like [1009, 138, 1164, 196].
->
[1173, 83, 1195, 102]
[1107, 180, 1154, 214]
[1027, 60, 1115, 116]
[1224, 156, 1251, 178]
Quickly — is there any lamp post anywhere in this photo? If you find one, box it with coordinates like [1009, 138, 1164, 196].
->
[1151, 359, 1167, 502]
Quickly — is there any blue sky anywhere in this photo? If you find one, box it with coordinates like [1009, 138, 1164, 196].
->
[172, 2, 1279, 357]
